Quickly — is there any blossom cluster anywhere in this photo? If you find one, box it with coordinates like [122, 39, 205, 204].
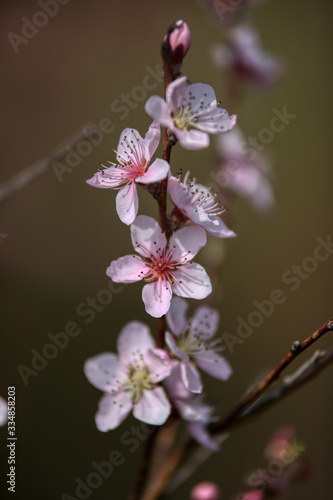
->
[84, 20, 237, 447]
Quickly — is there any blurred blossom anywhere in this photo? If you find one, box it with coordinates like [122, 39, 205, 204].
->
[166, 296, 232, 393]
[190, 481, 221, 500]
[0, 397, 7, 426]
[211, 24, 284, 89]
[264, 425, 296, 461]
[145, 76, 236, 150]
[198, 0, 262, 27]
[165, 363, 219, 451]
[241, 490, 264, 500]
[217, 126, 275, 212]
[84, 321, 171, 430]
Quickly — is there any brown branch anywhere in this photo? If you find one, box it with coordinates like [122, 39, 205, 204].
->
[0, 123, 98, 204]
[128, 427, 159, 500]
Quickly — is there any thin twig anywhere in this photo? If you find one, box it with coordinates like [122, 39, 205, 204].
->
[0, 123, 98, 204]
[128, 427, 159, 500]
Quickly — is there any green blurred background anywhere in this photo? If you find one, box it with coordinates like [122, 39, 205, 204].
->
[1, 0, 332, 499]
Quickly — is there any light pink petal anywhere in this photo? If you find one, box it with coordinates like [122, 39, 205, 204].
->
[164, 362, 191, 401]
[188, 422, 219, 452]
[106, 255, 147, 283]
[84, 353, 127, 393]
[142, 281, 173, 318]
[172, 225, 207, 261]
[117, 321, 155, 365]
[196, 108, 237, 134]
[181, 362, 203, 393]
[168, 176, 192, 210]
[86, 168, 120, 189]
[116, 183, 138, 225]
[131, 215, 166, 257]
[145, 96, 174, 129]
[145, 348, 172, 382]
[142, 121, 161, 162]
[175, 128, 210, 150]
[185, 82, 217, 109]
[200, 215, 236, 238]
[172, 263, 212, 300]
[189, 306, 219, 340]
[166, 296, 188, 336]
[95, 392, 132, 432]
[194, 350, 232, 381]
[0, 397, 7, 426]
[136, 159, 169, 184]
[116, 127, 144, 166]
[165, 331, 190, 362]
[166, 75, 188, 108]
[133, 387, 171, 425]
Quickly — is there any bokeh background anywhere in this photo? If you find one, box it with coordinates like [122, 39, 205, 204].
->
[1, 0, 332, 499]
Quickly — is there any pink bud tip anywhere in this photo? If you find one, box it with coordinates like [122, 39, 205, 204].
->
[190, 482, 220, 500]
[169, 20, 191, 61]
[242, 490, 264, 500]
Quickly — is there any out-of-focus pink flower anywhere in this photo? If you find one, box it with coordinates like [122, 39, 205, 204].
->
[190, 481, 221, 500]
[217, 127, 274, 212]
[0, 397, 7, 426]
[168, 19, 191, 64]
[86, 122, 169, 225]
[84, 321, 171, 430]
[212, 24, 283, 89]
[107, 216, 212, 318]
[168, 172, 236, 238]
[199, 0, 262, 27]
[241, 490, 264, 500]
[165, 363, 219, 451]
[264, 425, 296, 461]
[145, 76, 236, 150]
[166, 296, 232, 393]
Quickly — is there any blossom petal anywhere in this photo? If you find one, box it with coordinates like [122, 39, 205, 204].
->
[131, 215, 166, 257]
[107, 255, 147, 283]
[136, 159, 169, 185]
[142, 281, 173, 318]
[172, 263, 212, 300]
[181, 362, 203, 393]
[196, 108, 237, 134]
[133, 387, 171, 425]
[164, 362, 191, 401]
[194, 350, 233, 381]
[95, 392, 132, 432]
[175, 128, 210, 150]
[116, 183, 138, 225]
[199, 215, 236, 238]
[84, 353, 127, 393]
[145, 96, 174, 129]
[188, 422, 219, 452]
[172, 225, 207, 261]
[165, 331, 190, 362]
[142, 121, 161, 162]
[166, 296, 189, 336]
[117, 321, 155, 365]
[166, 75, 188, 108]
[0, 397, 7, 427]
[168, 176, 192, 210]
[189, 306, 219, 340]
[86, 168, 121, 189]
[145, 348, 172, 382]
[116, 127, 145, 166]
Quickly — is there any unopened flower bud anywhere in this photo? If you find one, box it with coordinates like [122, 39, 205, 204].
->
[190, 482, 220, 500]
[162, 20, 191, 67]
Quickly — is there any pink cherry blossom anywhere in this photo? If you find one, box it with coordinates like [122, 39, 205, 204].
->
[217, 127, 274, 212]
[165, 363, 219, 451]
[190, 482, 220, 500]
[84, 321, 172, 430]
[86, 121, 169, 225]
[241, 491, 264, 500]
[166, 296, 232, 393]
[107, 216, 212, 318]
[168, 171, 236, 238]
[145, 76, 236, 150]
[168, 19, 191, 63]
[212, 24, 283, 89]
